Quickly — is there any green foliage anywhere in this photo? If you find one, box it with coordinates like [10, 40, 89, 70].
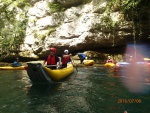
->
[112, 0, 150, 42]
[101, 16, 113, 30]
[95, 15, 119, 31]
[16, 0, 31, 8]
[0, 0, 30, 58]
[0, 20, 27, 49]
[33, 32, 38, 38]
[47, 2, 65, 13]
[120, 0, 139, 20]
[37, 34, 46, 40]
[47, 27, 56, 35]
[111, 0, 150, 21]
[95, 0, 150, 46]
[33, 27, 56, 41]
[33, 31, 46, 40]
[105, 0, 150, 21]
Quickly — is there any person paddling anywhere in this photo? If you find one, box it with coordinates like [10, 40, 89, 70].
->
[43, 47, 60, 69]
[13, 58, 21, 67]
[78, 53, 86, 64]
[106, 56, 114, 63]
[61, 49, 75, 68]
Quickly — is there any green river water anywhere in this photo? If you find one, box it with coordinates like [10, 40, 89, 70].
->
[0, 66, 150, 113]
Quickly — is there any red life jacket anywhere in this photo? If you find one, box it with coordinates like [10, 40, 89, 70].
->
[106, 59, 114, 63]
[47, 55, 56, 65]
[62, 56, 70, 64]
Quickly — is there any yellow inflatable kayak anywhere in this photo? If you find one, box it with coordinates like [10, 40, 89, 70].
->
[27, 63, 74, 83]
[83, 60, 95, 66]
[0, 66, 27, 70]
[44, 64, 74, 81]
[104, 63, 115, 67]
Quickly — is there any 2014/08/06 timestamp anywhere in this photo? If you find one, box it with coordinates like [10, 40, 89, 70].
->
[118, 99, 142, 103]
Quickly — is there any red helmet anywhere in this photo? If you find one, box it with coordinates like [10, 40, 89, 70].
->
[50, 47, 56, 53]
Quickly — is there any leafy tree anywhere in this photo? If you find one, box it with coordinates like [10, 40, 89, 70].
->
[0, 0, 30, 58]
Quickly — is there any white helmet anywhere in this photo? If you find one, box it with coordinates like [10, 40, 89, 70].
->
[64, 49, 69, 53]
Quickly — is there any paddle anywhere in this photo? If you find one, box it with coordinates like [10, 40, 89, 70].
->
[46, 65, 57, 68]
[70, 58, 78, 72]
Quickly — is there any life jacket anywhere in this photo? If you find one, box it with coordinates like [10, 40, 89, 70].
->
[47, 55, 56, 65]
[62, 55, 70, 64]
[106, 59, 114, 63]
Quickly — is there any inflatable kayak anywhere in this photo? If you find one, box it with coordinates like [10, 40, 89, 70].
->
[27, 63, 74, 83]
[104, 63, 115, 67]
[83, 60, 94, 66]
[0, 66, 27, 70]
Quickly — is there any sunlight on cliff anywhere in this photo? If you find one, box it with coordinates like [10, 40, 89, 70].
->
[24, 35, 35, 45]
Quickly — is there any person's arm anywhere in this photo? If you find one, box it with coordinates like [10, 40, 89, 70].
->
[83, 54, 86, 58]
[78, 54, 81, 58]
[61, 54, 64, 62]
[43, 57, 47, 65]
[63, 54, 71, 58]
[112, 59, 115, 63]
[70, 57, 76, 67]
[43, 61, 46, 65]
[56, 57, 61, 65]
[106, 60, 108, 63]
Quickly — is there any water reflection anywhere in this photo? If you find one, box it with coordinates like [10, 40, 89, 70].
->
[0, 66, 150, 113]
[26, 67, 104, 113]
[27, 84, 60, 95]
[26, 83, 61, 113]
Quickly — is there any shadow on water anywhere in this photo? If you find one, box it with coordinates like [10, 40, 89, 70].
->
[26, 83, 64, 113]
[27, 83, 61, 95]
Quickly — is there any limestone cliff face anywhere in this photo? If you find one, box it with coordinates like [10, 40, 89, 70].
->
[20, 0, 149, 58]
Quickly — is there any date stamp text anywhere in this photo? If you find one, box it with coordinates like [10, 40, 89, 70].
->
[118, 98, 142, 103]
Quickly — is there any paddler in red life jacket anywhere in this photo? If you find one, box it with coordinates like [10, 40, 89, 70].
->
[106, 56, 114, 63]
[43, 47, 60, 69]
[60, 49, 75, 68]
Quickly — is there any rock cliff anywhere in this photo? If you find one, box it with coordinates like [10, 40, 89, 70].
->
[2, 0, 150, 61]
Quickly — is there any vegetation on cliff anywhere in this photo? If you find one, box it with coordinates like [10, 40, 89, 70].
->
[0, 0, 150, 61]
[0, 0, 30, 59]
